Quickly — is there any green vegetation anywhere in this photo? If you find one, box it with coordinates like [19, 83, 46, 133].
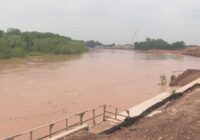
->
[85, 40, 103, 48]
[134, 38, 186, 50]
[85, 40, 116, 48]
[170, 74, 176, 82]
[0, 28, 87, 59]
[160, 74, 167, 85]
[171, 90, 177, 96]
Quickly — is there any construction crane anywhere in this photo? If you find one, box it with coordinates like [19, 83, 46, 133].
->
[131, 31, 138, 45]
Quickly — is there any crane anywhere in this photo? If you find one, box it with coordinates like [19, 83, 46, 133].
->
[131, 31, 138, 45]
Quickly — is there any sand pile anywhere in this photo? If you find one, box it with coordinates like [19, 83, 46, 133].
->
[183, 46, 200, 57]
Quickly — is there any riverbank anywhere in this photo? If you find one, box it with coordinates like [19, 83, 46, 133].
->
[65, 87, 200, 140]
[170, 69, 200, 86]
[183, 46, 200, 57]
[148, 46, 200, 57]
[102, 46, 200, 58]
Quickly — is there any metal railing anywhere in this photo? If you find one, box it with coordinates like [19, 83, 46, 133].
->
[1, 104, 130, 140]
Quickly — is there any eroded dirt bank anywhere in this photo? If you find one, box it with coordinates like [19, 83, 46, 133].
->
[65, 88, 200, 140]
[170, 69, 200, 86]
[183, 46, 200, 57]
[148, 46, 200, 57]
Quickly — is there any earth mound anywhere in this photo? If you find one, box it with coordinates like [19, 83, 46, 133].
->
[183, 46, 200, 57]
[170, 69, 200, 86]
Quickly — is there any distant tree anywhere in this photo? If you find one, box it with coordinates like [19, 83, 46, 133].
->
[0, 28, 87, 59]
[104, 43, 115, 48]
[146, 37, 151, 42]
[7, 28, 21, 35]
[0, 30, 4, 38]
[171, 41, 186, 49]
[134, 38, 185, 50]
[85, 40, 103, 48]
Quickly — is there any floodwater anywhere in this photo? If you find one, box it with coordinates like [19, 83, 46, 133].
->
[0, 49, 200, 137]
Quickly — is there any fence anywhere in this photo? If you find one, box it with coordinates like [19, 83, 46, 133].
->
[2, 104, 130, 140]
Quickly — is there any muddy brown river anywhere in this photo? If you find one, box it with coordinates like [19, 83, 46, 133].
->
[0, 49, 200, 138]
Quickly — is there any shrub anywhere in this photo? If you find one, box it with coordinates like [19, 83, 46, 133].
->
[170, 74, 176, 81]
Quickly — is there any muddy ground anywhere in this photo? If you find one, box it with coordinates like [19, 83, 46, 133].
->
[65, 88, 200, 140]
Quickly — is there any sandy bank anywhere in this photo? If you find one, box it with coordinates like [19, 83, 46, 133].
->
[183, 47, 200, 57]
[170, 69, 200, 86]
[148, 46, 200, 57]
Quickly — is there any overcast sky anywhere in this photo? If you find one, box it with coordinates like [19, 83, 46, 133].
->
[0, 0, 200, 44]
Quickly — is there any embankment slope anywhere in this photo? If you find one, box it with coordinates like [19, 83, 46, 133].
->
[170, 69, 200, 86]
[64, 88, 200, 140]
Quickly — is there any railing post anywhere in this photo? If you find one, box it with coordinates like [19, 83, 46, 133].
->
[79, 112, 85, 125]
[103, 105, 106, 121]
[126, 110, 130, 118]
[30, 131, 33, 140]
[49, 123, 54, 138]
[115, 108, 118, 120]
[65, 119, 68, 129]
[92, 109, 96, 126]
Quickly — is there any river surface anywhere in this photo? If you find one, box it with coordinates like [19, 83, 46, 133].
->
[0, 49, 200, 137]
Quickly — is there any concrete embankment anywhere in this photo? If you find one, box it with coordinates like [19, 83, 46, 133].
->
[101, 78, 200, 134]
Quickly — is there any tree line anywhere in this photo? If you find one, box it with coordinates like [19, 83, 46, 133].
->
[85, 40, 115, 48]
[0, 28, 87, 59]
[134, 38, 186, 50]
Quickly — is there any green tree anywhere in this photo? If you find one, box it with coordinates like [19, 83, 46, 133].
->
[0, 28, 87, 59]
[134, 38, 186, 50]
[7, 28, 21, 35]
[85, 40, 103, 48]
[0, 30, 4, 38]
[171, 41, 186, 49]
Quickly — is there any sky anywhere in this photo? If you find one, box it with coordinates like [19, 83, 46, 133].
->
[0, 0, 200, 45]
